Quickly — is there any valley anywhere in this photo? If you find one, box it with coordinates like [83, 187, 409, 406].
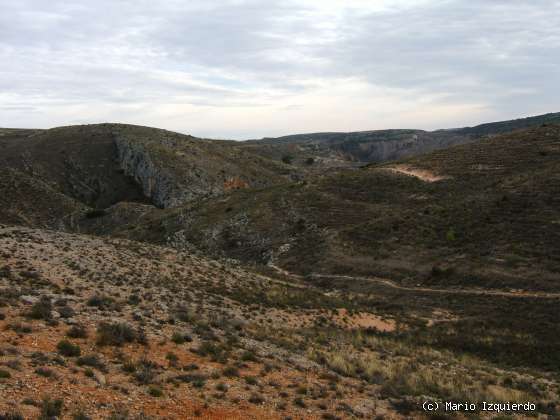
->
[1, 113, 559, 419]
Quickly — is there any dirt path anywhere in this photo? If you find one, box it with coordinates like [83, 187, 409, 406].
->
[266, 265, 560, 299]
[309, 273, 560, 299]
[380, 164, 449, 182]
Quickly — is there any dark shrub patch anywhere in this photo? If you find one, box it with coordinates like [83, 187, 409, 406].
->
[77, 354, 105, 371]
[28, 296, 52, 320]
[96, 322, 137, 346]
[222, 366, 239, 378]
[148, 386, 163, 397]
[87, 295, 114, 310]
[85, 209, 107, 219]
[35, 367, 54, 378]
[57, 306, 75, 318]
[56, 340, 81, 357]
[67, 324, 88, 339]
[0, 412, 24, 420]
[39, 397, 63, 419]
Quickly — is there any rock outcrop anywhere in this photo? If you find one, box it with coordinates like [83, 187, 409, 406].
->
[113, 130, 231, 208]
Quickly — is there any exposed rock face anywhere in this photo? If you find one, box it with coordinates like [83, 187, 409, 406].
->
[115, 135, 177, 208]
[114, 133, 222, 208]
[111, 125, 289, 208]
[241, 129, 477, 166]
[333, 132, 474, 163]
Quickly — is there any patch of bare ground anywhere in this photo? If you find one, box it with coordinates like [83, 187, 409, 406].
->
[379, 164, 450, 182]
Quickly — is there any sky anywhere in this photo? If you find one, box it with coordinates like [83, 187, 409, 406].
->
[1, 0, 559, 139]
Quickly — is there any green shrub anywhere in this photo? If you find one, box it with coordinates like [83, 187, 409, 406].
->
[67, 324, 88, 338]
[7, 323, 32, 334]
[57, 305, 75, 318]
[72, 413, 92, 420]
[446, 227, 456, 241]
[248, 393, 265, 404]
[175, 373, 207, 388]
[282, 155, 294, 164]
[29, 297, 52, 320]
[240, 350, 258, 362]
[127, 294, 141, 305]
[244, 376, 258, 386]
[122, 359, 137, 373]
[174, 306, 194, 322]
[77, 354, 105, 371]
[0, 412, 24, 420]
[35, 367, 54, 378]
[215, 382, 228, 392]
[133, 359, 158, 385]
[87, 295, 114, 309]
[85, 209, 107, 219]
[222, 366, 239, 378]
[148, 386, 163, 397]
[171, 332, 190, 344]
[166, 352, 178, 366]
[39, 397, 63, 419]
[56, 340, 81, 357]
[96, 322, 136, 346]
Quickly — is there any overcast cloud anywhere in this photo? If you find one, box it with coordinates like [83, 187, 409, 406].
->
[1, 0, 559, 138]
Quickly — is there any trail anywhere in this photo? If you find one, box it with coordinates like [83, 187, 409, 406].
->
[266, 264, 560, 299]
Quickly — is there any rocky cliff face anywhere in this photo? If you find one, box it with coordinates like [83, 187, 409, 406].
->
[334, 132, 475, 163]
[115, 135, 181, 208]
[111, 124, 292, 209]
[113, 129, 225, 208]
[240, 129, 477, 167]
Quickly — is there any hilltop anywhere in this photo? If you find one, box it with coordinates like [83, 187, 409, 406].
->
[238, 112, 560, 166]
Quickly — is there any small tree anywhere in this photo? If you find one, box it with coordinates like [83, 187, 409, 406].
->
[281, 155, 294, 164]
[446, 227, 456, 241]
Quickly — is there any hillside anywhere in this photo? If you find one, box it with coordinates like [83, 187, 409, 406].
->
[1, 226, 558, 419]
[1, 116, 560, 418]
[103, 125, 560, 293]
[238, 112, 560, 166]
[0, 124, 295, 228]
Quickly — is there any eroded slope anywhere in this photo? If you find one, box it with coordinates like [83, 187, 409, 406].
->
[1, 226, 558, 419]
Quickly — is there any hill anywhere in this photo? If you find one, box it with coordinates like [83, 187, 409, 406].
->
[1, 225, 558, 419]
[0, 123, 295, 228]
[104, 125, 560, 293]
[238, 112, 560, 166]
[1, 115, 560, 418]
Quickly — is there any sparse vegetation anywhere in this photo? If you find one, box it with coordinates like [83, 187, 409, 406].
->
[0, 119, 559, 418]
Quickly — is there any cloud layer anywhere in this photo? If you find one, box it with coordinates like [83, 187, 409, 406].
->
[1, 0, 559, 138]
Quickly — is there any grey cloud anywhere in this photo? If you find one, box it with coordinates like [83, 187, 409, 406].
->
[0, 0, 559, 136]
[325, 0, 560, 110]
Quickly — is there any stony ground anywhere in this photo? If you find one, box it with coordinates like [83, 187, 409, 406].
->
[1, 225, 558, 419]
[0, 225, 407, 419]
